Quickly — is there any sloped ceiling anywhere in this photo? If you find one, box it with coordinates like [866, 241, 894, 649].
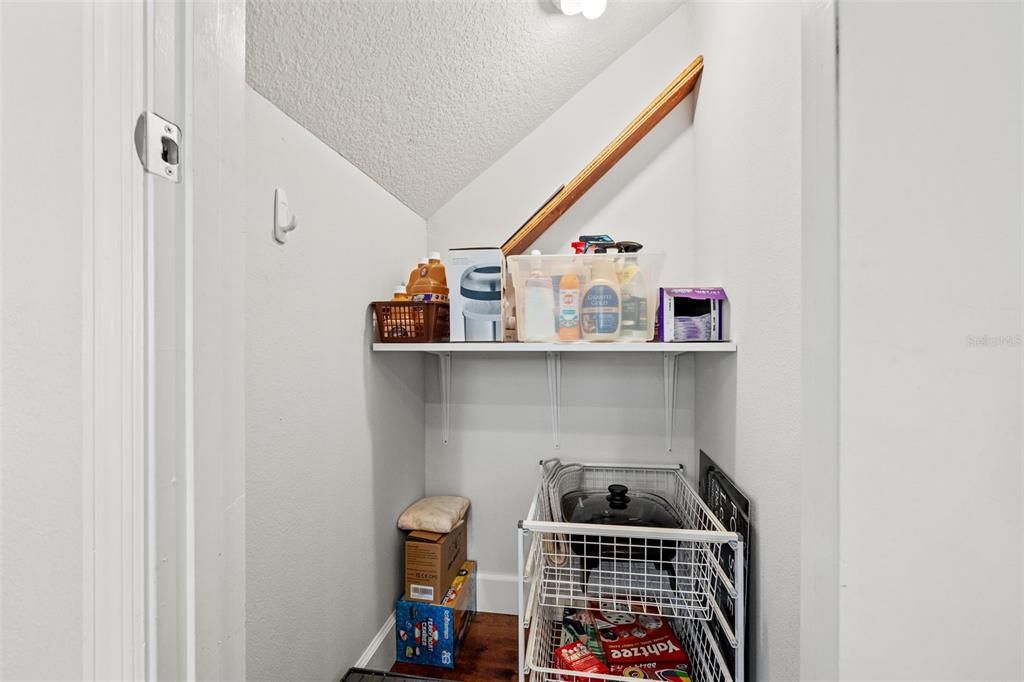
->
[246, 0, 684, 218]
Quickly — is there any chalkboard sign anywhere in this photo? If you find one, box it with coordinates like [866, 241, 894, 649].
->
[699, 451, 752, 682]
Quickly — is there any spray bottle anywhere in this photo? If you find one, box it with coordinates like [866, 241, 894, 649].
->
[616, 241, 648, 341]
[580, 246, 621, 341]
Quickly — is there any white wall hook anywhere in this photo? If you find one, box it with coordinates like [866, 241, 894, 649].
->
[273, 188, 298, 244]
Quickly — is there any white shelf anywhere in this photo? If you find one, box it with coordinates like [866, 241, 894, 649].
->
[372, 341, 736, 354]
[374, 340, 736, 452]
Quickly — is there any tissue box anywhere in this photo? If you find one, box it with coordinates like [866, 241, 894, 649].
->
[656, 287, 729, 342]
[396, 561, 477, 669]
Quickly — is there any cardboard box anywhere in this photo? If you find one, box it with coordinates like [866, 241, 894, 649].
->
[404, 519, 467, 604]
[396, 560, 477, 669]
[447, 248, 504, 342]
[656, 287, 730, 342]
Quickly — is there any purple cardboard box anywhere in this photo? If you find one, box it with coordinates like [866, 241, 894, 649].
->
[656, 287, 729, 342]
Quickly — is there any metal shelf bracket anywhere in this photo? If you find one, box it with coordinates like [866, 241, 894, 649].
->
[663, 352, 678, 452]
[546, 351, 561, 449]
[436, 351, 452, 446]
[416, 345, 725, 449]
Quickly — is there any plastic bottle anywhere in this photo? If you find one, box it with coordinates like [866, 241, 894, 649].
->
[427, 251, 447, 288]
[580, 256, 621, 341]
[520, 250, 556, 342]
[557, 271, 581, 342]
[406, 258, 429, 294]
[410, 261, 450, 302]
[392, 284, 412, 301]
[618, 243, 648, 341]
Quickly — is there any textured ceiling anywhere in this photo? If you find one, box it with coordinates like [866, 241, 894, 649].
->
[246, 0, 684, 217]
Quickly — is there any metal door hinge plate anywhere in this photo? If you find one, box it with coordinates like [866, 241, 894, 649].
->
[134, 112, 181, 183]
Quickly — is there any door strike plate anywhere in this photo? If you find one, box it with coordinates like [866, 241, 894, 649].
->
[134, 112, 181, 183]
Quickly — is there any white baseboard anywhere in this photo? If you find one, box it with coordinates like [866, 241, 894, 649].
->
[354, 611, 396, 670]
[476, 571, 517, 615]
[354, 571, 519, 672]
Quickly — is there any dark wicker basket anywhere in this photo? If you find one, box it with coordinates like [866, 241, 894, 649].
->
[373, 301, 450, 343]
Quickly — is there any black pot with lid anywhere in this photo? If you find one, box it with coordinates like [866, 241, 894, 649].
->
[562, 484, 680, 528]
[561, 484, 682, 592]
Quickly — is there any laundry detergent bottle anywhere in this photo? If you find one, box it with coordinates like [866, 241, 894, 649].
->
[406, 257, 429, 294]
[581, 256, 621, 341]
[410, 260, 450, 302]
[427, 251, 447, 288]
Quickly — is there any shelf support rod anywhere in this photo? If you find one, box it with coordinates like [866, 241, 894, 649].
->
[546, 351, 561, 449]
[438, 351, 451, 446]
[663, 352, 678, 452]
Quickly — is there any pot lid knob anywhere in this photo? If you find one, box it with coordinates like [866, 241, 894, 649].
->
[606, 484, 630, 510]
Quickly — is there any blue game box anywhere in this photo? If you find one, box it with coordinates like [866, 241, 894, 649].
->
[395, 560, 477, 669]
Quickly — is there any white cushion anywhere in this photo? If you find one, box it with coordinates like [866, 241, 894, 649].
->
[397, 496, 470, 533]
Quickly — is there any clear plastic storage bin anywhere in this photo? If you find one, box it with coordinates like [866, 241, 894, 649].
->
[506, 253, 664, 343]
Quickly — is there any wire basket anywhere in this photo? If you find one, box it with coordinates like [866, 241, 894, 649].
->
[373, 301, 449, 343]
[517, 462, 745, 682]
[526, 604, 733, 682]
[524, 462, 735, 620]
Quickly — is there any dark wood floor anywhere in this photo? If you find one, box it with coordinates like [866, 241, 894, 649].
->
[391, 612, 519, 682]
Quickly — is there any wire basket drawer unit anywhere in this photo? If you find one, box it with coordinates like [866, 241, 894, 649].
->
[524, 462, 740, 620]
[517, 461, 744, 682]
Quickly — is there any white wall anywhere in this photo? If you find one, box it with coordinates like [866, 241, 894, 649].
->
[799, 2, 840, 678]
[245, 88, 428, 681]
[425, 5, 700, 615]
[688, 3, 804, 680]
[0, 4, 86, 678]
[838, 2, 1023, 679]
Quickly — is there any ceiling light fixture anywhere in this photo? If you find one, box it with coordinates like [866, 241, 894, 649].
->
[552, 0, 604, 20]
[552, 0, 583, 16]
[580, 0, 606, 19]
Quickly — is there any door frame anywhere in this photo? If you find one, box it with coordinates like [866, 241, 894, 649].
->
[176, 2, 247, 679]
[82, 2, 148, 678]
[83, 1, 246, 679]
[800, 1, 840, 679]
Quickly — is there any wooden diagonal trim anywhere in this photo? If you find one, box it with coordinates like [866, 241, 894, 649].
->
[502, 55, 704, 257]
